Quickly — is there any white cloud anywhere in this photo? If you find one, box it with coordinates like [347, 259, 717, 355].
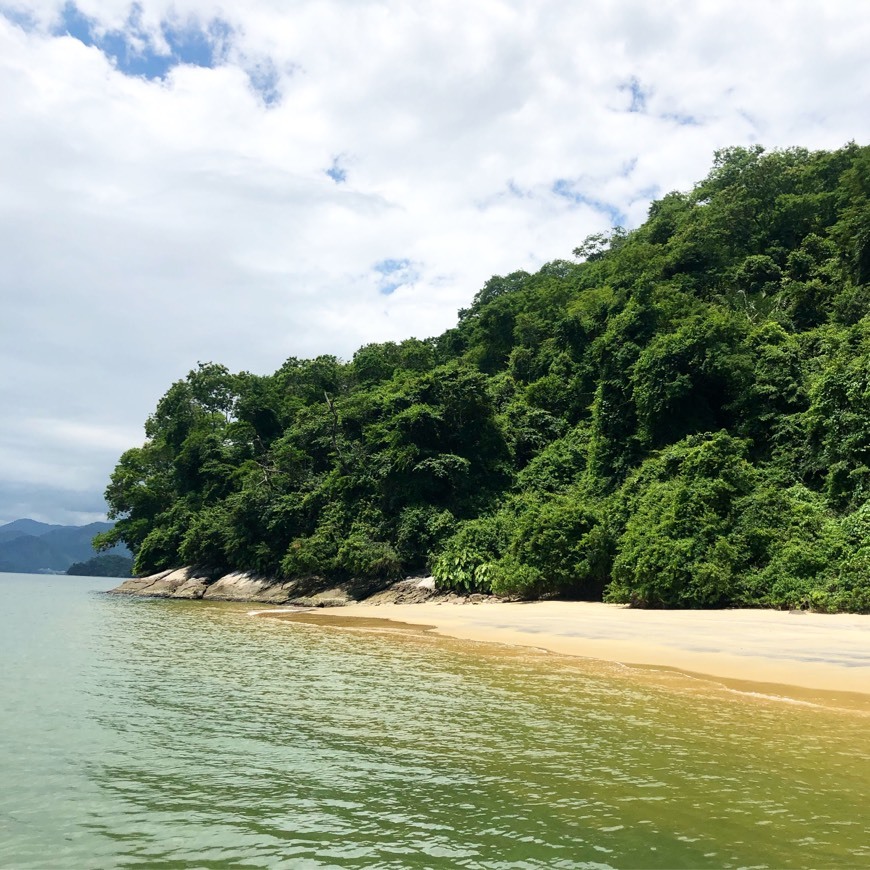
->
[23, 418, 143, 453]
[0, 0, 868, 522]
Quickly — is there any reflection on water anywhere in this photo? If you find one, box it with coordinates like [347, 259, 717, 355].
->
[0, 575, 868, 868]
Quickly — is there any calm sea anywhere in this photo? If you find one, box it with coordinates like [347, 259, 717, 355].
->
[1, 573, 868, 869]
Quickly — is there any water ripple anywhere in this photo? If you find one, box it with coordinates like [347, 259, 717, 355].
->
[0, 580, 868, 869]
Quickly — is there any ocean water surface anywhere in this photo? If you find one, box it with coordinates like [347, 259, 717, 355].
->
[1, 573, 868, 868]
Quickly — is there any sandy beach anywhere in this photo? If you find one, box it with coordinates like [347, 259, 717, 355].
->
[255, 600, 870, 708]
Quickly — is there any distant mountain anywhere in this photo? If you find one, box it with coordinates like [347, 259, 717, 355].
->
[0, 520, 130, 574]
[0, 519, 67, 544]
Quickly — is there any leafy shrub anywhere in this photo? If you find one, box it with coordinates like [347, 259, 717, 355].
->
[822, 549, 870, 613]
[487, 555, 545, 598]
[394, 506, 456, 568]
[336, 532, 402, 582]
[431, 513, 513, 592]
[282, 530, 338, 579]
[505, 495, 610, 599]
[179, 506, 231, 569]
[516, 424, 591, 495]
[606, 432, 754, 607]
[818, 504, 870, 612]
[734, 485, 843, 608]
[734, 254, 782, 294]
[135, 524, 186, 575]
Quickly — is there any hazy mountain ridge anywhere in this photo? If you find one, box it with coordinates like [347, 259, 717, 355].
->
[0, 519, 68, 544]
[0, 520, 129, 574]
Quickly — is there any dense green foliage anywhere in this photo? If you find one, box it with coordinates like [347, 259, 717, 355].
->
[100, 144, 870, 610]
[67, 554, 133, 577]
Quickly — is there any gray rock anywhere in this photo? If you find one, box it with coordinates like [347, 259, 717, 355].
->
[202, 572, 297, 603]
[108, 567, 480, 607]
[109, 567, 209, 598]
[361, 576, 439, 605]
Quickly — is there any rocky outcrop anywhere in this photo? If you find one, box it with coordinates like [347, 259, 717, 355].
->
[109, 567, 212, 599]
[109, 568, 445, 606]
[109, 567, 363, 605]
[361, 576, 439, 605]
[202, 572, 298, 603]
[109, 567, 288, 602]
[288, 586, 356, 607]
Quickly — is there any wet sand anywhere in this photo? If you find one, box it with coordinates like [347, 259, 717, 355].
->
[254, 600, 870, 708]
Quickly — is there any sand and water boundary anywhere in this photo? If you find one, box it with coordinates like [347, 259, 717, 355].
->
[253, 600, 870, 712]
[111, 568, 869, 710]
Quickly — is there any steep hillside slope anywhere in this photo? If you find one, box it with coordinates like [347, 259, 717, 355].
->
[99, 144, 870, 610]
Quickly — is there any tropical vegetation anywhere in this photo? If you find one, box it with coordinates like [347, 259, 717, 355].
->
[97, 143, 870, 611]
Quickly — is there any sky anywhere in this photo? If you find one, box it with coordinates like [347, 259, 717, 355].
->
[0, 0, 868, 526]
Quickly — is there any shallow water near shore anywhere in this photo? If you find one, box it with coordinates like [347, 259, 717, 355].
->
[1, 574, 868, 868]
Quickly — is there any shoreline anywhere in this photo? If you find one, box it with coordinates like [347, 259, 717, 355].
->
[253, 600, 870, 711]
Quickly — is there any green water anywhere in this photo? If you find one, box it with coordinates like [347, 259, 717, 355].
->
[0, 574, 868, 868]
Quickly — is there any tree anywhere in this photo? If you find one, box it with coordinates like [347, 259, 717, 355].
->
[99, 143, 870, 611]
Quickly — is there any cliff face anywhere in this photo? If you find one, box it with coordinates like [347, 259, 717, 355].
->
[109, 568, 441, 606]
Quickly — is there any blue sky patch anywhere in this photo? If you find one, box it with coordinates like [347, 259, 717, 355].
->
[507, 180, 530, 198]
[373, 258, 417, 295]
[0, 5, 38, 31]
[325, 156, 348, 184]
[620, 76, 648, 113]
[620, 157, 638, 177]
[552, 179, 627, 226]
[53, 2, 232, 80]
[247, 58, 282, 106]
[662, 111, 700, 126]
[635, 184, 661, 201]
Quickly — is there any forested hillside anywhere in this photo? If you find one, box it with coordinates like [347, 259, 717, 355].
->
[98, 144, 870, 611]
[67, 554, 133, 577]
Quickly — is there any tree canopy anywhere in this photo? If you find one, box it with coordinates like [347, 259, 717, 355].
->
[101, 143, 870, 611]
